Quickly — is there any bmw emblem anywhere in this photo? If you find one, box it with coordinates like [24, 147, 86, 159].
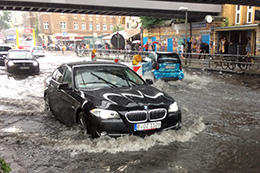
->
[144, 106, 148, 110]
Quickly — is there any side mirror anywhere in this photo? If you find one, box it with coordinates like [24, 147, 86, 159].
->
[58, 83, 72, 90]
[145, 79, 153, 85]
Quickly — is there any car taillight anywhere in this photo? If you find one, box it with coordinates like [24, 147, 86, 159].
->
[156, 64, 159, 70]
[32, 50, 34, 52]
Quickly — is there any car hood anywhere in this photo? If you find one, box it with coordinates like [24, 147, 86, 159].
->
[80, 85, 174, 111]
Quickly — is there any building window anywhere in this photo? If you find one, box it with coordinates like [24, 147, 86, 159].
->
[74, 22, 78, 30]
[247, 6, 253, 23]
[82, 23, 86, 30]
[43, 22, 49, 29]
[235, 5, 241, 24]
[96, 24, 100, 31]
[89, 23, 93, 31]
[60, 22, 66, 29]
[110, 24, 113, 31]
[103, 24, 107, 31]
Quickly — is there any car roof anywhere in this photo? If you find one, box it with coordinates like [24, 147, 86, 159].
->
[156, 52, 178, 55]
[0, 45, 12, 48]
[9, 49, 31, 52]
[65, 61, 128, 68]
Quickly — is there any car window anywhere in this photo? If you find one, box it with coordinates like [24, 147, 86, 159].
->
[33, 47, 43, 50]
[62, 67, 72, 87]
[157, 54, 180, 63]
[74, 66, 145, 89]
[8, 51, 33, 59]
[0, 46, 11, 52]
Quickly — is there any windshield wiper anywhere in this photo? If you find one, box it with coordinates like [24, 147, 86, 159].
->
[90, 72, 118, 88]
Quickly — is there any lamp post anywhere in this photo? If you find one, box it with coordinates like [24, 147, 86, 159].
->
[179, 7, 188, 61]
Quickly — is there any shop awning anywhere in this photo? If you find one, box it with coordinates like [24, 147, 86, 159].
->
[56, 36, 69, 40]
[214, 24, 259, 32]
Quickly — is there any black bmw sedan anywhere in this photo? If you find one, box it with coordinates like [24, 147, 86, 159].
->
[44, 61, 181, 137]
[5, 49, 40, 74]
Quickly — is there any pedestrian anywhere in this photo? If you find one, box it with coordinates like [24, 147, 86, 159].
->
[144, 42, 149, 51]
[187, 40, 192, 58]
[62, 45, 66, 55]
[151, 44, 155, 51]
[246, 37, 251, 56]
[91, 49, 96, 61]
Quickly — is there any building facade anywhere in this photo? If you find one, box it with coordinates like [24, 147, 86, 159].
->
[38, 13, 122, 48]
[143, 4, 260, 56]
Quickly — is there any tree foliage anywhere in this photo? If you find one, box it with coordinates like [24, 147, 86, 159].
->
[113, 25, 124, 32]
[140, 16, 167, 29]
[0, 11, 11, 31]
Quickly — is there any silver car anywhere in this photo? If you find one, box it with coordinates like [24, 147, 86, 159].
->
[31, 46, 45, 57]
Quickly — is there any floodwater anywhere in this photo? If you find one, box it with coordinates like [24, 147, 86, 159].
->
[0, 53, 259, 173]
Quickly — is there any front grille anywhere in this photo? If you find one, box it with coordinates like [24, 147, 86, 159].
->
[125, 108, 167, 123]
[149, 108, 167, 121]
[14, 62, 33, 66]
[125, 111, 147, 123]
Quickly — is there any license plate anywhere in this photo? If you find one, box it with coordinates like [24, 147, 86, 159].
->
[165, 65, 175, 69]
[134, 121, 161, 131]
[20, 66, 30, 70]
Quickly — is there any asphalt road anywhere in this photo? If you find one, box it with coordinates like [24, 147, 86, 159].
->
[0, 53, 259, 173]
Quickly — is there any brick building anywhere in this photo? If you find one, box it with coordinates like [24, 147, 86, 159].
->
[38, 13, 122, 48]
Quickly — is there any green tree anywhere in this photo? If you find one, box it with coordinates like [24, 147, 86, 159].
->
[0, 11, 11, 31]
[112, 25, 124, 32]
[140, 16, 167, 29]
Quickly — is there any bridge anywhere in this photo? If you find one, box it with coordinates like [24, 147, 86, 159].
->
[0, 0, 221, 22]
[1, 0, 258, 21]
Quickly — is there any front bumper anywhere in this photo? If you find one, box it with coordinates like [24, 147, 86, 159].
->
[33, 53, 45, 57]
[7, 65, 39, 74]
[95, 110, 182, 137]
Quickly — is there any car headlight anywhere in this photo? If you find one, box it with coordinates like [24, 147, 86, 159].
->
[168, 102, 178, 112]
[8, 61, 14, 66]
[90, 109, 120, 119]
[33, 61, 39, 66]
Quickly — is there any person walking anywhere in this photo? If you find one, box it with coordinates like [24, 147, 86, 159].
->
[246, 37, 251, 56]
[62, 45, 66, 55]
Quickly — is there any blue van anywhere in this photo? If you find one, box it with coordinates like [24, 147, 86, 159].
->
[152, 52, 184, 81]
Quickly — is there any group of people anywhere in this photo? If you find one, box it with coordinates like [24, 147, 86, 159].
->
[218, 37, 251, 55]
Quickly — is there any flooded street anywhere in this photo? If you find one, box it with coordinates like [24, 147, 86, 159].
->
[0, 52, 260, 173]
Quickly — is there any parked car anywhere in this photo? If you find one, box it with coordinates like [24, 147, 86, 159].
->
[44, 61, 182, 138]
[0, 45, 12, 66]
[152, 52, 184, 81]
[5, 49, 40, 74]
[31, 46, 45, 57]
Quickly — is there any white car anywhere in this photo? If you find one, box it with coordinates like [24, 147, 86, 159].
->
[31, 46, 45, 57]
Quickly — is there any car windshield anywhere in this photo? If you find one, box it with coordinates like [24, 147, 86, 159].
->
[74, 66, 145, 89]
[8, 51, 33, 59]
[0, 46, 11, 52]
[33, 47, 43, 50]
[157, 54, 180, 63]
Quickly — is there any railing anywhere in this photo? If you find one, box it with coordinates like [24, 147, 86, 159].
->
[74, 49, 260, 72]
[181, 53, 260, 72]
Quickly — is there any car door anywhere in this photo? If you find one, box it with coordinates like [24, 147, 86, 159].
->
[56, 66, 79, 125]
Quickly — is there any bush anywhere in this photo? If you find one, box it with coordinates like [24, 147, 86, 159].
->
[0, 158, 11, 173]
